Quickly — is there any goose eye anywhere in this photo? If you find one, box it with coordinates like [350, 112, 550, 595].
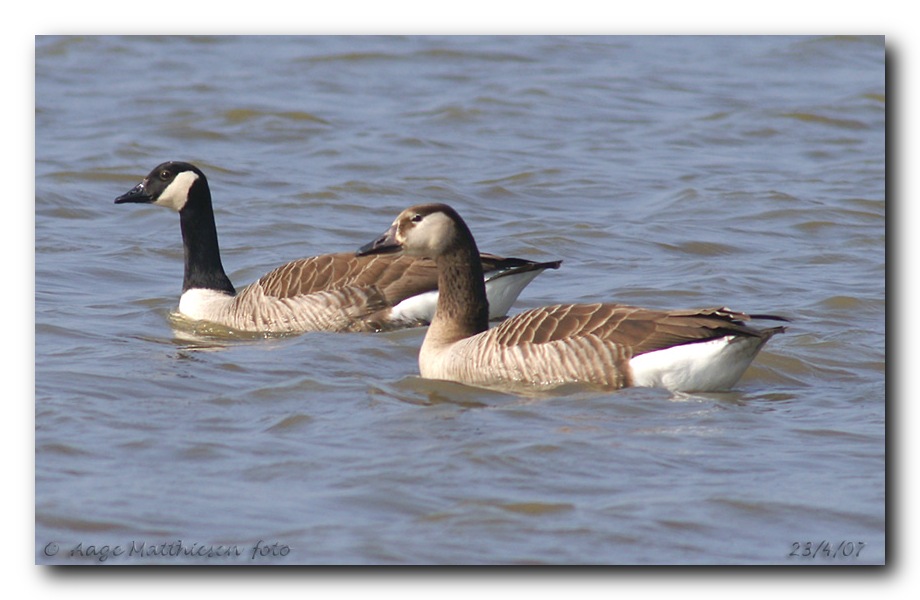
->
[410, 214, 423, 223]
[159, 170, 170, 180]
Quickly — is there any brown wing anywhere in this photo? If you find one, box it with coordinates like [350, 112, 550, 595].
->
[490, 304, 786, 357]
[253, 253, 439, 305]
[252, 252, 560, 308]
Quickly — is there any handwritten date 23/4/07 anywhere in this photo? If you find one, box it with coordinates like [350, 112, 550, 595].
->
[788, 540, 865, 559]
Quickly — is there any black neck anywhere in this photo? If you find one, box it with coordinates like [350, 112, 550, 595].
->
[434, 225, 489, 340]
[178, 182, 235, 295]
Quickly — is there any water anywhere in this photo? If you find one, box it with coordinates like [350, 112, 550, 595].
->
[35, 35, 885, 565]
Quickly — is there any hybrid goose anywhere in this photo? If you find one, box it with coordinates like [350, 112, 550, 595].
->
[115, 162, 560, 333]
[358, 203, 787, 393]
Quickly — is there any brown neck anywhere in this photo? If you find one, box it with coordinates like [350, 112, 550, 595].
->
[430, 238, 490, 344]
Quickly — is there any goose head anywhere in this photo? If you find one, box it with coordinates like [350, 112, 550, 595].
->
[358, 203, 472, 259]
[115, 161, 208, 213]
[115, 161, 234, 296]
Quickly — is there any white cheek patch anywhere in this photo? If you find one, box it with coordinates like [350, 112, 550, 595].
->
[154, 170, 199, 212]
[408, 212, 453, 255]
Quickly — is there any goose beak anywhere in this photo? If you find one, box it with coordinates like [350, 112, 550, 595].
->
[357, 224, 402, 256]
[114, 181, 153, 204]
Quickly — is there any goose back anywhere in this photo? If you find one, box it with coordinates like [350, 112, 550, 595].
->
[420, 303, 786, 391]
[209, 252, 557, 333]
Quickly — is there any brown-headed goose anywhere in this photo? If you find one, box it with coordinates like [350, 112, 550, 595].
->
[358, 203, 787, 393]
[115, 162, 560, 334]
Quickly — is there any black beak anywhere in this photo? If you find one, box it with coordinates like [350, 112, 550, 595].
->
[357, 224, 402, 256]
[114, 181, 153, 204]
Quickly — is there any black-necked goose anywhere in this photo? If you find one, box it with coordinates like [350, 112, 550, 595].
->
[358, 203, 787, 393]
[115, 162, 560, 333]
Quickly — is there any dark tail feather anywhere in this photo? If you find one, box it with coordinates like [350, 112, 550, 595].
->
[487, 259, 562, 282]
[749, 313, 791, 322]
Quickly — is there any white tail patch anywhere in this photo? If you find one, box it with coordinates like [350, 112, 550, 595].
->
[629, 335, 767, 392]
[389, 290, 439, 325]
[482, 268, 544, 318]
[389, 268, 546, 326]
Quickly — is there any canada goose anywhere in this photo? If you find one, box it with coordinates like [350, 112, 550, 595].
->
[358, 203, 787, 393]
[114, 162, 560, 333]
